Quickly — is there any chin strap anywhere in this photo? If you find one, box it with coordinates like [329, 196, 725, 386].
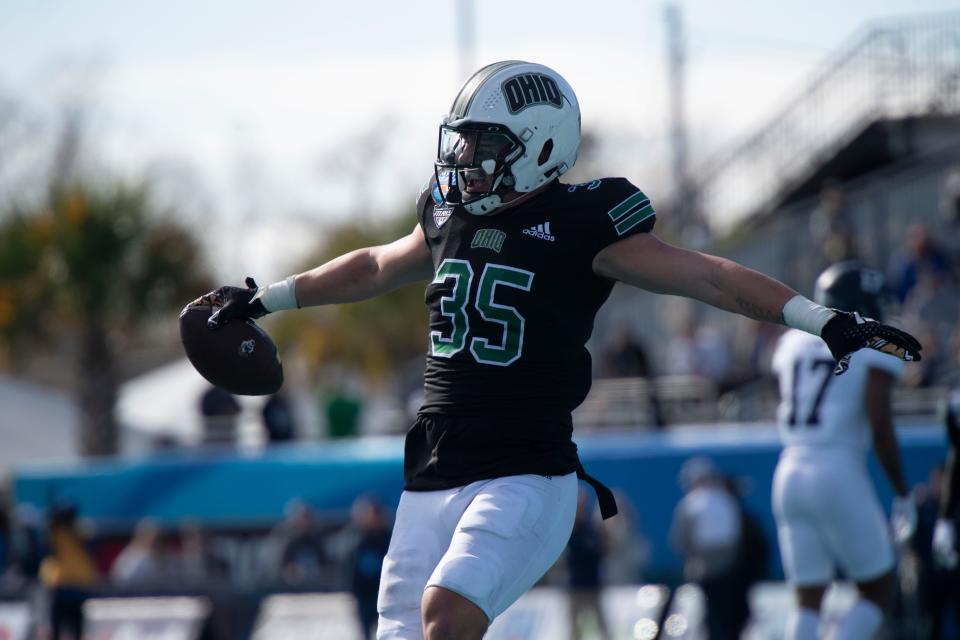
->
[463, 194, 502, 215]
[463, 170, 511, 215]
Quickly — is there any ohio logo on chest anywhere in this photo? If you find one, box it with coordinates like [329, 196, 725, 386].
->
[501, 73, 563, 114]
[471, 228, 506, 253]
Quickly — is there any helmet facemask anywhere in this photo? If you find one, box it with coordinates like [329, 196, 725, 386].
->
[434, 123, 525, 215]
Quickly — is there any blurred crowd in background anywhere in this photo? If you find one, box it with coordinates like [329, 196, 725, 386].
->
[0, 450, 957, 638]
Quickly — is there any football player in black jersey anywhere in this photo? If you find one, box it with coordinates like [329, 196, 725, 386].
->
[200, 61, 922, 640]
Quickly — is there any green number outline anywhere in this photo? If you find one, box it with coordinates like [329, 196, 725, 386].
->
[470, 264, 534, 366]
[429, 259, 534, 366]
[429, 259, 473, 358]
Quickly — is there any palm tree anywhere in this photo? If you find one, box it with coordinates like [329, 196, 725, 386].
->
[0, 181, 213, 456]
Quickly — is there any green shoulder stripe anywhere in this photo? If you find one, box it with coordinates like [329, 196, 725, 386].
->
[607, 191, 649, 222]
[614, 204, 655, 236]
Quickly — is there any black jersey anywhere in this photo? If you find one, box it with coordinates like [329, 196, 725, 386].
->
[405, 177, 656, 492]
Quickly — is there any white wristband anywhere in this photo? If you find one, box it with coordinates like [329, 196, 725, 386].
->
[253, 275, 299, 312]
[782, 294, 836, 336]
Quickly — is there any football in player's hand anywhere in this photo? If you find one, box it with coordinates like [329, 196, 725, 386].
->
[179, 302, 283, 396]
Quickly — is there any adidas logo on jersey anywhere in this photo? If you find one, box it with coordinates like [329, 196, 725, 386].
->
[523, 222, 555, 242]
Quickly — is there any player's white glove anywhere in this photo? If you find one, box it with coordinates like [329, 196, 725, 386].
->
[891, 495, 917, 545]
[933, 518, 958, 569]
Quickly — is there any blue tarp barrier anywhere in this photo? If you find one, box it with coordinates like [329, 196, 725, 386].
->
[12, 423, 947, 578]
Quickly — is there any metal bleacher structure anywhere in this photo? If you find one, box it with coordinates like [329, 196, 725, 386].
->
[581, 14, 960, 431]
[575, 375, 720, 428]
[574, 374, 947, 429]
[698, 12, 960, 233]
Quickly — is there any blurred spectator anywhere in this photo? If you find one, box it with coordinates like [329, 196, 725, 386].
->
[723, 476, 769, 610]
[940, 165, 960, 277]
[324, 387, 362, 439]
[941, 165, 960, 230]
[601, 326, 666, 428]
[902, 268, 960, 381]
[268, 500, 328, 586]
[199, 385, 241, 446]
[741, 321, 782, 382]
[39, 504, 99, 640]
[4, 505, 44, 587]
[602, 325, 655, 378]
[890, 223, 953, 304]
[669, 457, 747, 640]
[110, 519, 167, 586]
[809, 180, 857, 266]
[692, 325, 731, 385]
[665, 319, 731, 388]
[912, 465, 960, 639]
[175, 521, 229, 585]
[665, 320, 699, 377]
[944, 326, 960, 389]
[566, 487, 610, 640]
[696, 324, 730, 391]
[600, 489, 649, 585]
[348, 496, 391, 640]
[262, 391, 297, 443]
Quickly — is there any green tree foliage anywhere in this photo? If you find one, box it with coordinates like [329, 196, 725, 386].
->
[0, 182, 214, 456]
[271, 212, 429, 383]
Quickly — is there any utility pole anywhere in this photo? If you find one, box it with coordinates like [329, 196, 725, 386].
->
[456, 0, 476, 82]
[664, 1, 695, 236]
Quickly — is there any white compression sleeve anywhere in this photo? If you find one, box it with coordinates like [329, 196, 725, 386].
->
[782, 295, 836, 336]
[253, 275, 299, 312]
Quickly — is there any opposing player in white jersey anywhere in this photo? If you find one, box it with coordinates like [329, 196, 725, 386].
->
[771, 262, 915, 640]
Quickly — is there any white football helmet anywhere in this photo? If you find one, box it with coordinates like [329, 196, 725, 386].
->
[434, 60, 581, 215]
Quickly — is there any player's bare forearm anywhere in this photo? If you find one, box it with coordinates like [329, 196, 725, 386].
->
[295, 249, 391, 304]
[866, 369, 908, 496]
[294, 226, 433, 307]
[704, 257, 797, 323]
[593, 233, 796, 324]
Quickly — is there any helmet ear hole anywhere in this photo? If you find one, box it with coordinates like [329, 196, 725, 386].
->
[537, 139, 554, 166]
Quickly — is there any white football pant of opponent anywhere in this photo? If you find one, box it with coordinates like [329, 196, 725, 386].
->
[772, 329, 912, 640]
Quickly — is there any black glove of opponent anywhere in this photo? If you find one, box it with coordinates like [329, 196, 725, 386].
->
[193, 277, 268, 329]
[820, 310, 922, 375]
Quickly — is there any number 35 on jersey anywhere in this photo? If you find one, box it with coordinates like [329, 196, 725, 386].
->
[429, 259, 534, 367]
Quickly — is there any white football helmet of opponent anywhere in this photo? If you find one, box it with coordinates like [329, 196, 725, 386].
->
[435, 60, 581, 215]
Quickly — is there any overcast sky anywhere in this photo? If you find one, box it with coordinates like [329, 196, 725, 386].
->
[2, 0, 958, 278]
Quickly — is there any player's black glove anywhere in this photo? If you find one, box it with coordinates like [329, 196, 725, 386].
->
[198, 277, 268, 329]
[820, 310, 922, 375]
